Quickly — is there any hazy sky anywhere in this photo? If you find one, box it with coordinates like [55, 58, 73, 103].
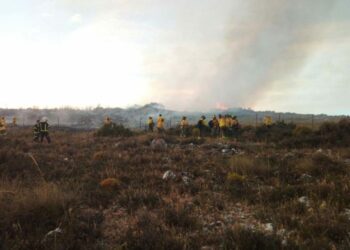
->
[0, 0, 349, 114]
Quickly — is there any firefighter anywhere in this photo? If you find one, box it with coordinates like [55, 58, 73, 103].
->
[210, 115, 219, 137]
[180, 116, 189, 137]
[148, 116, 154, 132]
[231, 116, 240, 138]
[33, 120, 40, 142]
[263, 116, 273, 127]
[157, 114, 165, 133]
[0, 116, 6, 135]
[104, 116, 112, 126]
[197, 115, 207, 138]
[12, 117, 17, 127]
[39, 117, 51, 143]
[219, 114, 226, 138]
[226, 115, 234, 137]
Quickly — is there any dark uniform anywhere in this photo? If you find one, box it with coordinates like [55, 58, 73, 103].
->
[148, 117, 154, 132]
[197, 116, 207, 138]
[40, 121, 51, 143]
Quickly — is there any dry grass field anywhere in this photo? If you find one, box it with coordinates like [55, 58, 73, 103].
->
[1, 120, 350, 249]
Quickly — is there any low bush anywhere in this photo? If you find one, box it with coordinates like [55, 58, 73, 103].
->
[293, 126, 313, 137]
[296, 154, 346, 177]
[96, 123, 133, 137]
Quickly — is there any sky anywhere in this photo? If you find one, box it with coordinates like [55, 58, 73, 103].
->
[0, 0, 349, 115]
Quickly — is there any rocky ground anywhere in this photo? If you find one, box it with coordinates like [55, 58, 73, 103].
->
[1, 127, 350, 249]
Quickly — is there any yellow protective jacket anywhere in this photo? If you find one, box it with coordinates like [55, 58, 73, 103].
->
[0, 118, 6, 131]
[157, 117, 164, 128]
[225, 117, 233, 127]
[219, 118, 226, 128]
[148, 118, 154, 125]
[264, 116, 273, 126]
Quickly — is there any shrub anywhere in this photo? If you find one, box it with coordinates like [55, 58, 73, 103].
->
[227, 172, 246, 184]
[100, 178, 120, 189]
[226, 172, 250, 198]
[296, 154, 346, 177]
[230, 156, 271, 179]
[293, 126, 313, 137]
[96, 123, 133, 137]
[256, 121, 296, 142]
[317, 118, 350, 146]
[92, 151, 109, 162]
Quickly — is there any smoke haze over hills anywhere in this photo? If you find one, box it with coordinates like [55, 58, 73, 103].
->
[0, 103, 344, 129]
[0, 0, 349, 114]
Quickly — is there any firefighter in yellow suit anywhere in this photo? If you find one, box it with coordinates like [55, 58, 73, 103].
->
[0, 116, 6, 135]
[219, 114, 226, 138]
[157, 114, 165, 133]
[263, 116, 273, 127]
[12, 117, 17, 127]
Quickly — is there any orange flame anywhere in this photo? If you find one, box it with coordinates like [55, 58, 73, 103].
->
[215, 102, 229, 111]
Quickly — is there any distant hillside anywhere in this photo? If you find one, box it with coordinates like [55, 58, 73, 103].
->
[0, 103, 345, 129]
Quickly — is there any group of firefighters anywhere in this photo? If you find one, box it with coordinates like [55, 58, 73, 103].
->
[0, 116, 51, 143]
[147, 114, 241, 138]
[1, 114, 275, 141]
[32, 118, 51, 143]
[0, 116, 17, 135]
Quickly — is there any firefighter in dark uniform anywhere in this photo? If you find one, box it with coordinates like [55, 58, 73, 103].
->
[39, 118, 51, 143]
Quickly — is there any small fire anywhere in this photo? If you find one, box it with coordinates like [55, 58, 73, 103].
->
[215, 102, 229, 111]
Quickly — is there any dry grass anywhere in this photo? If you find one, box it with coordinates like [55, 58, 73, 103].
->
[1, 126, 350, 249]
[0, 181, 75, 249]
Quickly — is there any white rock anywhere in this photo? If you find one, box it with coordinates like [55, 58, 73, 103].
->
[263, 223, 274, 233]
[316, 148, 323, 154]
[282, 239, 288, 246]
[298, 196, 310, 207]
[162, 170, 176, 180]
[182, 176, 191, 185]
[222, 149, 231, 154]
[344, 208, 350, 220]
